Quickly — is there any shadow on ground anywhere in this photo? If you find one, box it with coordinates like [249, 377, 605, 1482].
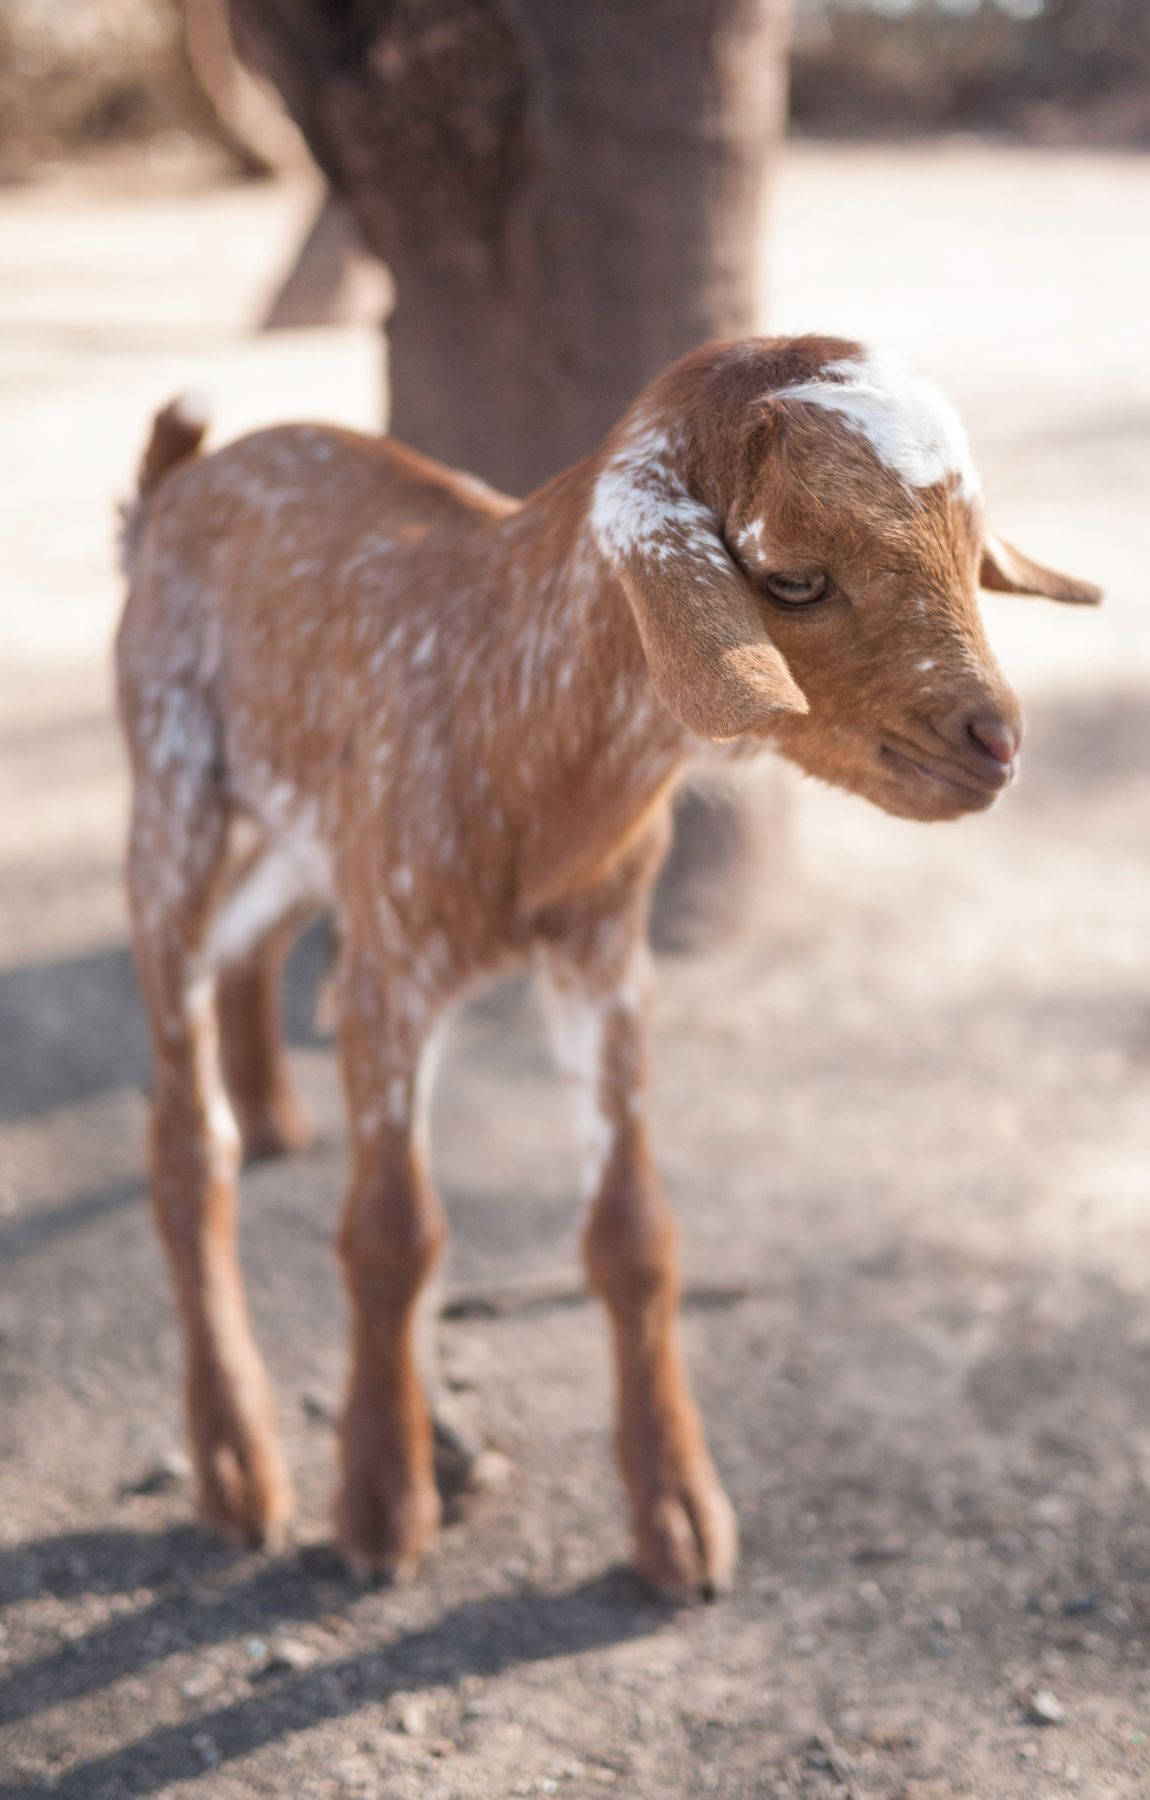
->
[0, 1534, 657, 1800]
[0, 923, 332, 1123]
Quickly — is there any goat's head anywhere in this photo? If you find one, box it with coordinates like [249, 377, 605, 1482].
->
[591, 335, 1100, 822]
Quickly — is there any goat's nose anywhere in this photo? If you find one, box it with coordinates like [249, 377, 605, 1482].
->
[966, 712, 1021, 767]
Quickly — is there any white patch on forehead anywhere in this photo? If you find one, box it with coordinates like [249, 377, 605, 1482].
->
[777, 349, 980, 500]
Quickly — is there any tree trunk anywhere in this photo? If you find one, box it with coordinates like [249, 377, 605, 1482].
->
[228, 0, 790, 493]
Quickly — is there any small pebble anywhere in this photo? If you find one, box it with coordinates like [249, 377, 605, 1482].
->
[471, 1449, 513, 1491]
[179, 1664, 220, 1701]
[1023, 1687, 1066, 1725]
[252, 1635, 319, 1679]
[399, 1697, 428, 1735]
[121, 1449, 191, 1497]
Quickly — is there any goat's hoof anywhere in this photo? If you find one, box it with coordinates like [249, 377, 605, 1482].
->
[632, 1472, 738, 1602]
[196, 1435, 295, 1553]
[336, 1476, 441, 1584]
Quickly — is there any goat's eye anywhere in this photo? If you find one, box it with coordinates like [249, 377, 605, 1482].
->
[763, 571, 828, 606]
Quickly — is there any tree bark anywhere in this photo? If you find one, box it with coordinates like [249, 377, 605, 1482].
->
[228, 0, 791, 493]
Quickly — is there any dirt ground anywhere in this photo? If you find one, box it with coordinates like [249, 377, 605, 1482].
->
[2, 140, 1150, 1799]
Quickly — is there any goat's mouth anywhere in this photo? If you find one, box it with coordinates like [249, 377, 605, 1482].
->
[878, 736, 1011, 816]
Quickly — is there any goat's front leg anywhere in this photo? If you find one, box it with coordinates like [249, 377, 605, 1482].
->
[540, 940, 737, 1600]
[334, 951, 446, 1580]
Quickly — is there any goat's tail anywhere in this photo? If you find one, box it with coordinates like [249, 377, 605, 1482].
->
[137, 392, 210, 497]
[120, 392, 210, 574]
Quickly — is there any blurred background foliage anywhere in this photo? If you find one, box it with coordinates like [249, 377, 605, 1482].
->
[1, 0, 1147, 182]
[0, 0, 199, 178]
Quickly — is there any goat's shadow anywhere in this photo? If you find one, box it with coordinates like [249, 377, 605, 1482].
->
[0, 923, 332, 1125]
[0, 1526, 663, 1798]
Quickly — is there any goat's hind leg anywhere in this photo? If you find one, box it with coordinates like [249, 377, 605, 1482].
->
[127, 769, 293, 1547]
[213, 837, 318, 1161]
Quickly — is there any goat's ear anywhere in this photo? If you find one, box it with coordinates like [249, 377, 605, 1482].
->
[593, 460, 808, 740]
[980, 530, 1102, 606]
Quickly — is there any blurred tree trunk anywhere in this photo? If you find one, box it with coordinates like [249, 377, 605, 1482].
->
[229, 0, 794, 941]
[228, 0, 789, 491]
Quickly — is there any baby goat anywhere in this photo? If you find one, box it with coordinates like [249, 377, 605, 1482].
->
[117, 335, 1098, 1597]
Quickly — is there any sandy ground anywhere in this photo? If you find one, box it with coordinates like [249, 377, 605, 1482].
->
[1, 140, 1150, 1798]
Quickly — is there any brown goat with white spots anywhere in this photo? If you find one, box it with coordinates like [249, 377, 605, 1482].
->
[116, 334, 1099, 1598]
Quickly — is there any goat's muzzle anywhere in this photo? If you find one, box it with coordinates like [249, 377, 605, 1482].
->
[879, 701, 1022, 816]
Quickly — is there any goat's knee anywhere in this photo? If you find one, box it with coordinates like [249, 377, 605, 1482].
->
[339, 1163, 447, 1318]
[583, 1164, 680, 1319]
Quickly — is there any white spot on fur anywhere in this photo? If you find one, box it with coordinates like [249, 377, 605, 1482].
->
[183, 974, 240, 1155]
[412, 1022, 445, 1158]
[544, 992, 613, 1200]
[537, 961, 648, 1204]
[777, 349, 980, 500]
[590, 417, 721, 570]
[204, 820, 330, 969]
[172, 390, 211, 434]
[412, 627, 437, 669]
[265, 781, 297, 823]
[916, 658, 937, 672]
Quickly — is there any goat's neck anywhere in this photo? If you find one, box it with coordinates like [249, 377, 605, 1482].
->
[481, 466, 690, 912]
